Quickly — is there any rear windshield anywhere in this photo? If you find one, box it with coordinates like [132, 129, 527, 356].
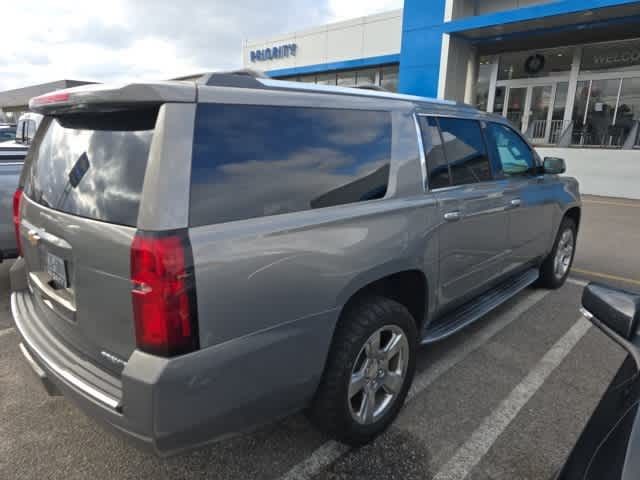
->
[24, 108, 158, 227]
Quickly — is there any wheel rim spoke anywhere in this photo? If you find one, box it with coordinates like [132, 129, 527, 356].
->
[349, 370, 367, 399]
[359, 387, 377, 424]
[382, 371, 403, 394]
[382, 333, 402, 362]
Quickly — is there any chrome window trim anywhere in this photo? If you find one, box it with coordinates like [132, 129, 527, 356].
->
[413, 114, 428, 193]
[11, 293, 122, 412]
[428, 184, 467, 193]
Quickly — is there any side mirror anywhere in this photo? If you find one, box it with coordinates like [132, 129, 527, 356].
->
[543, 157, 566, 175]
[582, 283, 640, 340]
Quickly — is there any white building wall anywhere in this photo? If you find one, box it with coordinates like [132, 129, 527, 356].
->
[536, 147, 640, 200]
[242, 10, 402, 72]
[442, 35, 475, 102]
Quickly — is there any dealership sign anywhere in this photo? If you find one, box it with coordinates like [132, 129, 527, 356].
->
[592, 49, 640, 67]
[251, 44, 297, 62]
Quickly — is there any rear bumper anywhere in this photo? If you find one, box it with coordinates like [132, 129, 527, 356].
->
[11, 291, 157, 453]
[11, 290, 336, 456]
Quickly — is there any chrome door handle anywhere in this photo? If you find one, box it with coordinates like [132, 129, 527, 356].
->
[509, 198, 522, 208]
[444, 211, 461, 222]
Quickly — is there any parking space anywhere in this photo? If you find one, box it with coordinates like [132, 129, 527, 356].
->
[1, 195, 638, 480]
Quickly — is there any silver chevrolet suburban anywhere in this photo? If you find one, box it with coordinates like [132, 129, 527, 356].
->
[11, 72, 581, 456]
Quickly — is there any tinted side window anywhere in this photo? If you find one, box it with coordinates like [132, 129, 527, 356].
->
[190, 104, 392, 226]
[486, 123, 534, 176]
[438, 118, 492, 186]
[419, 116, 450, 189]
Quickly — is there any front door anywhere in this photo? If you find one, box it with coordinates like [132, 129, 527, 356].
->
[483, 122, 556, 274]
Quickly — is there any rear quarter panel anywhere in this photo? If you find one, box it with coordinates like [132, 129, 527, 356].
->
[188, 103, 439, 414]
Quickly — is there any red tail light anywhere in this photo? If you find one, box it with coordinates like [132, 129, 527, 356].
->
[13, 188, 23, 256]
[130, 230, 199, 357]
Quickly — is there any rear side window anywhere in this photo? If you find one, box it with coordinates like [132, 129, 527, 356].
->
[419, 116, 450, 189]
[437, 118, 492, 186]
[24, 108, 157, 226]
[190, 104, 392, 226]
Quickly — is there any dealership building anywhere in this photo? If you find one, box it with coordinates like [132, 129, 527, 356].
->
[244, 0, 640, 199]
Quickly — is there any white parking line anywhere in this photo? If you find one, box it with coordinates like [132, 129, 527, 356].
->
[0, 327, 15, 338]
[278, 289, 551, 480]
[432, 316, 591, 480]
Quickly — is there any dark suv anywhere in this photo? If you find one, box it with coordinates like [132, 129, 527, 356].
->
[11, 72, 581, 455]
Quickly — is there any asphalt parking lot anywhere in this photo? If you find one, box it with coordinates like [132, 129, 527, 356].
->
[1, 195, 639, 480]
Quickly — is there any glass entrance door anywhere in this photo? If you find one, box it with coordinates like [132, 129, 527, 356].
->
[500, 83, 567, 144]
[527, 85, 553, 142]
[505, 87, 526, 131]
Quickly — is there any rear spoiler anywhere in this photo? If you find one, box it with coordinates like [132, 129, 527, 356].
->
[29, 81, 196, 115]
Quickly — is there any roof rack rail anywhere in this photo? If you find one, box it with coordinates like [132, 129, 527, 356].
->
[195, 70, 468, 109]
[258, 78, 461, 107]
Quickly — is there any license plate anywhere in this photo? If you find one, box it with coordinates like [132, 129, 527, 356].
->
[46, 252, 68, 288]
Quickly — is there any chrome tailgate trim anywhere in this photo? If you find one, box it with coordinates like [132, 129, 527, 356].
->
[11, 292, 122, 411]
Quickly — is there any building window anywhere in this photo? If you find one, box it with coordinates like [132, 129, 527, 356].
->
[274, 64, 399, 92]
[571, 76, 640, 147]
[380, 66, 399, 92]
[618, 78, 640, 136]
[356, 69, 377, 86]
[493, 86, 506, 114]
[475, 57, 492, 111]
[337, 71, 356, 87]
[550, 82, 569, 144]
[316, 73, 335, 85]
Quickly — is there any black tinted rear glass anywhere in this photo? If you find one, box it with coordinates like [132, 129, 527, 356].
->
[419, 116, 451, 189]
[190, 104, 392, 226]
[437, 118, 492, 186]
[25, 108, 157, 227]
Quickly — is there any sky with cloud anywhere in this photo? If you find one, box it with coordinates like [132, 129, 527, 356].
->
[0, 0, 403, 91]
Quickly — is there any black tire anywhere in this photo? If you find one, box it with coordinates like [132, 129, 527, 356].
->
[308, 296, 417, 446]
[538, 217, 577, 289]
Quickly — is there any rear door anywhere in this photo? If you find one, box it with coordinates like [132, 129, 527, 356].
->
[19, 107, 159, 373]
[419, 115, 509, 312]
[483, 122, 556, 274]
